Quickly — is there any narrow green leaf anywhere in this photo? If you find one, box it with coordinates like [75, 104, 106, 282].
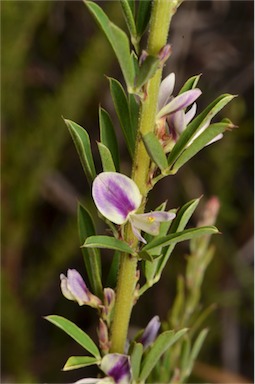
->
[82, 235, 135, 255]
[139, 328, 188, 381]
[45, 315, 101, 359]
[135, 55, 160, 90]
[173, 120, 234, 172]
[63, 356, 99, 371]
[109, 78, 136, 157]
[85, 1, 135, 88]
[179, 74, 201, 94]
[170, 197, 201, 234]
[141, 199, 201, 289]
[167, 94, 235, 167]
[120, 0, 137, 39]
[106, 251, 121, 288]
[97, 142, 116, 172]
[190, 328, 208, 362]
[99, 107, 120, 171]
[129, 93, 139, 134]
[136, 0, 152, 38]
[180, 337, 191, 374]
[65, 119, 96, 182]
[78, 204, 102, 297]
[141, 226, 219, 254]
[130, 342, 143, 380]
[142, 131, 168, 171]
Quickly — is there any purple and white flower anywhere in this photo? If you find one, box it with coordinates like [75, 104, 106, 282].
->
[60, 269, 101, 308]
[156, 73, 222, 152]
[74, 353, 131, 384]
[139, 315, 161, 350]
[92, 172, 175, 244]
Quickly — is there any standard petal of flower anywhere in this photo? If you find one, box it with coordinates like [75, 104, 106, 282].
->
[101, 354, 131, 384]
[92, 172, 142, 225]
[157, 88, 202, 120]
[157, 72, 175, 111]
[130, 211, 176, 236]
[140, 315, 161, 349]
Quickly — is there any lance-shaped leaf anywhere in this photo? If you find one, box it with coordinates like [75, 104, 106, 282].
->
[120, 0, 137, 41]
[97, 142, 116, 172]
[142, 131, 168, 171]
[78, 204, 102, 297]
[179, 74, 201, 94]
[65, 119, 96, 182]
[106, 251, 120, 288]
[63, 356, 99, 371]
[172, 120, 235, 172]
[140, 226, 219, 255]
[139, 328, 188, 381]
[130, 342, 143, 381]
[142, 198, 201, 292]
[167, 94, 236, 167]
[99, 107, 120, 171]
[82, 235, 136, 255]
[182, 329, 209, 380]
[109, 78, 136, 157]
[85, 1, 135, 89]
[45, 315, 101, 359]
[136, 0, 152, 38]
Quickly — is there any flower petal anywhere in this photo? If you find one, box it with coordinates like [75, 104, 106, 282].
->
[157, 88, 202, 120]
[60, 269, 101, 307]
[92, 172, 142, 225]
[60, 269, 90, 305]
[101, 354, 131, 384]
[130, 211, 175, 236]
[158, 73, 175, 111]
[140, 316, 161, 349]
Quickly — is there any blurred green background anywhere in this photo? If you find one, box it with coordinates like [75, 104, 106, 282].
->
[1, 1, 253, 383]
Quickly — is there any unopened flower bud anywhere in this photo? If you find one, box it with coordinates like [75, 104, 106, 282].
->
[60, 269, 102, 308]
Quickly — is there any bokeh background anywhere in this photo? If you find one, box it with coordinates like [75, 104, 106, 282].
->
[1, 1, 253, 383]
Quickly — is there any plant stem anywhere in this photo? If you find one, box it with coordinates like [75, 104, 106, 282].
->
[110, 0, 179, 354]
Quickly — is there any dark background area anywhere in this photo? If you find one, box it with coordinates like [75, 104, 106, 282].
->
[1, 1, 253, 383]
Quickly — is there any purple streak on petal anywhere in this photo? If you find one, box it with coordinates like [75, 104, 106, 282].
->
[102, 354, 131, 384]
[158, 89, 202, 119]
[92, 173, 142, 225]
[140, 316, 161, 349]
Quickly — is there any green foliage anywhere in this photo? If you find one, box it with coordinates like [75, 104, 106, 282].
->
[82, 235, 136, 255]
[109, 77, 137, 157]
[85, 1, 135, 89]
[78, 204, 103, 297]
[65, 119, 97, 182]
[45, 316, 101, 359]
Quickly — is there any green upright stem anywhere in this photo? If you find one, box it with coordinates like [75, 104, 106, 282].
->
[110, 0, 179, 354]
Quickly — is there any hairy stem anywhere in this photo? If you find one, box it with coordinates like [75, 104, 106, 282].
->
[110, 0, 179, 354]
